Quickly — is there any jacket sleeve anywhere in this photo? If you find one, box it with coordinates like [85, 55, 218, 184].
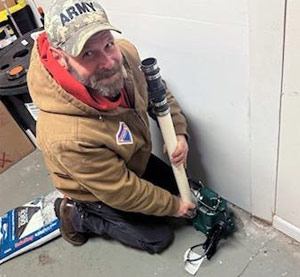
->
[165, 84, 189, 138]
[51, 140, 180, 217]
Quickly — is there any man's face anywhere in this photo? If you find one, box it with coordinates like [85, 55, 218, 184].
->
[64, 31, 123, 98]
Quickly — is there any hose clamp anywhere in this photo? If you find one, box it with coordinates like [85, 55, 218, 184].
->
[146, 72, 161, 81]
[156, 107, 170, 116]
[154, 98, 167, 108]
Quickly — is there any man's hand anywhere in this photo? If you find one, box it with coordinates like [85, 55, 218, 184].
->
[171, 135, 189, 168]
[174, 199, 196, 218]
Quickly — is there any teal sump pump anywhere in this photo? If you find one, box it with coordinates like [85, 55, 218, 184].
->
[189, 179, 235, 260]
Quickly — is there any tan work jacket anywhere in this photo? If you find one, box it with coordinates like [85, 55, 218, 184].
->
[27, 38, 188, 216]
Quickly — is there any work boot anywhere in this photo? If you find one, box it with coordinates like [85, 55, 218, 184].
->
[54, 198, 88, 246]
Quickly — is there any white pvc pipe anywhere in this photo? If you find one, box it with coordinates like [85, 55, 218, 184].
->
[157, 113, 192, 202]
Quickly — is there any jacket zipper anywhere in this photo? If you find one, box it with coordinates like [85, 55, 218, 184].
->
[134, 110, 147, 129]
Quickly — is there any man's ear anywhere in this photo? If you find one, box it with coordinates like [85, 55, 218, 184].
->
[49, 47, 68, 69]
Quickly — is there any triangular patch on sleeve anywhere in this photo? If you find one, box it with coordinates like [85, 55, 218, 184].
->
[116, 122, 133, 145]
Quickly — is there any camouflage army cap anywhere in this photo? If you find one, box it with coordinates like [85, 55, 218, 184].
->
[44, 0, 121, 56]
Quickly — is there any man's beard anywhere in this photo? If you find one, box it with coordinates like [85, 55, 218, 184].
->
[66, 58, 124, 99]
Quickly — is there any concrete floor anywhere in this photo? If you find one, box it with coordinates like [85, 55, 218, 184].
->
[0, 150, 300, 277]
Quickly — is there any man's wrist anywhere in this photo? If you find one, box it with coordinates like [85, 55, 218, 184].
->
[170, 195, 181, 216]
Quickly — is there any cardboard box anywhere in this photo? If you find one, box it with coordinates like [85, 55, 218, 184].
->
[0, 100, 35, 173]
[0, 0, 16, 12]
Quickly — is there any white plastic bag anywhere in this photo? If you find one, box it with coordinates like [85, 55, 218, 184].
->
[0, 190, 62, 264]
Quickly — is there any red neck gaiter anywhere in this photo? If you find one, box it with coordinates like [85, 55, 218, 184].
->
[37, 32, 128, 110]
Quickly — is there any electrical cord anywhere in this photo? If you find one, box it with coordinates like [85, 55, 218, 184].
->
[185, 241, 214, 262]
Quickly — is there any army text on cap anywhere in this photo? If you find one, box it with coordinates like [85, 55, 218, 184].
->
[60, 2, 97, 27]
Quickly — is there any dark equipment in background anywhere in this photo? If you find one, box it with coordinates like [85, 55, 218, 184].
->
[0, 1, 42, 138]
[140, 57, 235, 261]
[9, 4, 37, 34]
[0, 29, 39, 136]
[0, 1, 37, 36]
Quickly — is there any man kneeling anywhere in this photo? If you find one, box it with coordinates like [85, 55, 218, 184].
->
[28, 0, 195, 253]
